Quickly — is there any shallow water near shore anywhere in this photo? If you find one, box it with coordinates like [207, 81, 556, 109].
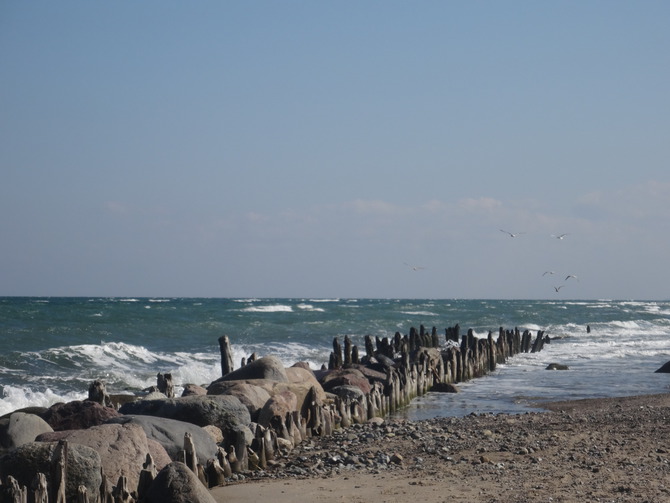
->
[1, 297, 670, 417]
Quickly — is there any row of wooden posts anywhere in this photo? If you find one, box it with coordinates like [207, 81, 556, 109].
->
[1, 324, 548, 502]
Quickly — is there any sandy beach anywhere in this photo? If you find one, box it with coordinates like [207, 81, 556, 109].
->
[211, 393, 670, 503]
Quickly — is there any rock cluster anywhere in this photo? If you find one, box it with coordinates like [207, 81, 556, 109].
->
[0, 325, 550, 501]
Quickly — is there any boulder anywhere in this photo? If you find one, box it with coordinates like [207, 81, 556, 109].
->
[329, 385, 366, 402]
[119, 395, 251, 438]
[206, 381, 271, 421]
[257, 391, 298, 428]
[291, 361, 312, 370]
[106, 415, 218, 466]
[208, 378, 326, 419]
[0, 442, 102, 501]
[36, 422, 168, 491]
[655, 361, 670, 373]
[144, 461, 216, 503]
[214, 355, 288, 383]
[181, 384, 207, 396]
[40, 400, 121, 431]
[319, 368, 372, 394]
[0, 412, 53, 449]
[286, 366, 321, 387]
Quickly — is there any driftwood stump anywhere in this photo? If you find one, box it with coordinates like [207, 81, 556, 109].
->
[218, 335, 235, 377]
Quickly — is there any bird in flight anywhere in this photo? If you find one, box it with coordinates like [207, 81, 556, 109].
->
[500, 229, 525, 238]
[554, 285, 564, 292]
[542, 271, 555, 276]
[565, 274, 579, 281]
[404, 262, 425, 271]
[551, 233, 569, 240]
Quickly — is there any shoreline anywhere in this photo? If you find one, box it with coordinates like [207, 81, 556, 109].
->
[211, 392, 670, 503]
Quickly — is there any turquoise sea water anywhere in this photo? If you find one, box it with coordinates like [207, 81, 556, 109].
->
[1, 297, 670, 418]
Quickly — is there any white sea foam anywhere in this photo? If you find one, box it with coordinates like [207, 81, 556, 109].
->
[296, 304, 325, 312]
[241, 305, 293, 313]
[0, 385, 86, 417]
[400, 311, 439, 317]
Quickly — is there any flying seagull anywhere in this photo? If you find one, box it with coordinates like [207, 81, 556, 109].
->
[500, 229, 525, 238]
[404, 262, 425, 271]
[542, 271, 555, 276]
[565, 274, 579, 282]
[551, 233, 569, 240]
[554, 285, 564, 292]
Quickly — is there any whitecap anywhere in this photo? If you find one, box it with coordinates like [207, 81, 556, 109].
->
[400, 311, 439, 317]
[297, 304, 325, 312]
[0, 385, 86, 416]
[241, 305, 293, 313]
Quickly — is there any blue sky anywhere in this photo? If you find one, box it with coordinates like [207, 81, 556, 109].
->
[2, 1, 669, 299]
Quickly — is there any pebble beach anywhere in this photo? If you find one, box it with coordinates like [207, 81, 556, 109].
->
[213, 393, 670, 503]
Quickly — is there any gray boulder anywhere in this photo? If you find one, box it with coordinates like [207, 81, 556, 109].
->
[36, 422, 169, 492]
[119, 395, 251, 437]
[329, 385, 366, 402]
[181, 384, 207, 396]
[0, 412, 53, 449]
[257, 391, 298, 428]
[319, 367, 372, 394]
[215, 355, 288, 383]
[0, 442, 102, 501]
[205, 381, 272, 421]
[106, 415, 218, 465]
[40, 400, 121, 431]
[145, 461, 216, 503]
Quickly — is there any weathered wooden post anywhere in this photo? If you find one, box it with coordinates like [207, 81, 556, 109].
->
[218, 335, 235, 377]
[332, 337, 343, 369]
[50, 440, 67, 503]
[344, 335, 352, 366]
[88, 380, 111, 407]
[31, 473, 48, 503]
[137, 454, 156, 501]
[157, 373, 174, 398]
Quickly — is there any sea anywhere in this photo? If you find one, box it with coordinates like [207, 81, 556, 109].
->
[2, 297, 670, 420]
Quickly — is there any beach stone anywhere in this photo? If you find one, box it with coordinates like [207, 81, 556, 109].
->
[546, 363, 570, 370]
[0, 412, 54, 449]
[106, 415, 218, 465]
[291, 361, 312, 370]
[0, 441, 102, 501]
[257, 391, 298, 428]
[181, 384, 207, 396]
[36, 422, 168, 491]
[40, 400, 121, 431]
[348, 364, 388, 385]
[318, 368, 372, 394]
[286, 365, 320, 386]
[202, 425, 224, 444]
[206, 381, 272, 421]
[329, 385, 366, 403]
[144, 461, 216, 503]
[654, 361, 670, 373]
[215, 355, 289, 383]
[119, 394, 251, 436]
[207, 379, 326, 420]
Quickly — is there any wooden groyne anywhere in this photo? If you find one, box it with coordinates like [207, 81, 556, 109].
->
[0, 323, 548, 502]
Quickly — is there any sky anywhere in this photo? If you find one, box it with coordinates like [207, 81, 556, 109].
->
[1, 1, 669, 300]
